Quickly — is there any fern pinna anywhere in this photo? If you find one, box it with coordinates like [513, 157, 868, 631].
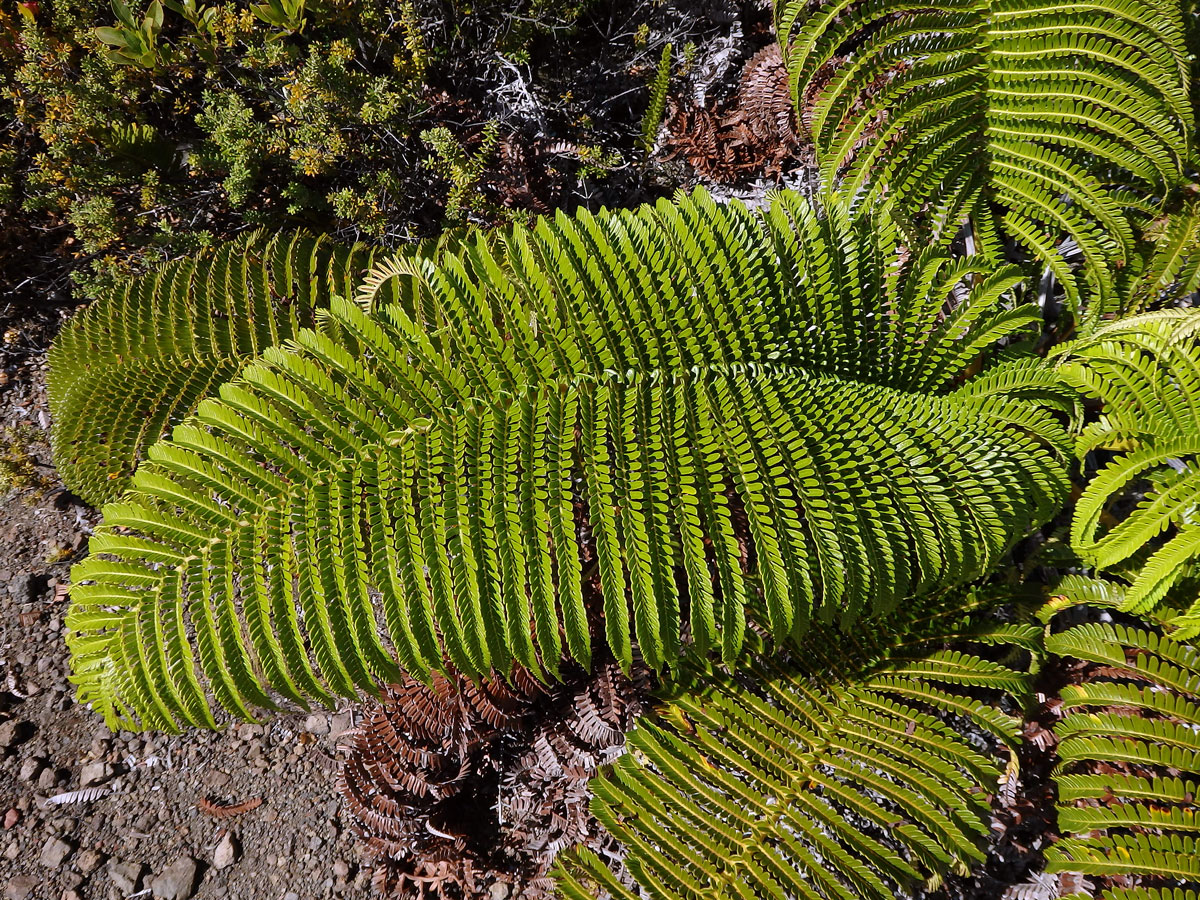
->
[553, 588, 1037, 900]
[1056, 311, 1200, 635]
[48, 230, 385, 506]
[775, 0, 1193, 318]
[1044, 592, 1200, 898]
[66, 188, 1070, 730]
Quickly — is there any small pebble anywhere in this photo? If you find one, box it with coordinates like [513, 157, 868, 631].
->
[213, 832, 239, 870]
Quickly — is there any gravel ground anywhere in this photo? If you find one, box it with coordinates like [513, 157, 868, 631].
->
[0, 334, 371, 900]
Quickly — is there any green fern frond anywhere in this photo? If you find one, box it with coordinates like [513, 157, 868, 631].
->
[1122, 197, 1200, 313]
[554, 590, 1034, 899]
[775, 0, 1193, 320]
[1056, 310, 1200, 630]
[48, 230, 387, 506]
[64, 188, 1070, 730]
[639, 43, 673, 156]
[1046, 610, 1200, 898]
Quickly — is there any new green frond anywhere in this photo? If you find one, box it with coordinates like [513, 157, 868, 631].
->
[776, 0, 1193, 322]
[1057, 311, 1200, 632]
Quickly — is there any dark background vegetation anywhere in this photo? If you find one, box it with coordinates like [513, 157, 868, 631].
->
[0, 0, 784, 307]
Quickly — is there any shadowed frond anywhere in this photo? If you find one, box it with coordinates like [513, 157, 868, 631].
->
[775, 0, 1193, 319]
[48, 230, 387, 506]
[1046, 607, 1200, 898]
[1122, 199, 1200, 314]
[553, 588, 1037, 900]
[64, 188, 1070, 731]
[1056, 311, 1200, 634]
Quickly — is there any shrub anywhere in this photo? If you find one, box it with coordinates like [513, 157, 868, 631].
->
[2, 0, 602, 292]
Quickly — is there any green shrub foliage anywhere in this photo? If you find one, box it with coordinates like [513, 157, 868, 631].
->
[65, 188, 1070, 730]
[2, 0, 598, 288]
[554, 589, 1036, 899]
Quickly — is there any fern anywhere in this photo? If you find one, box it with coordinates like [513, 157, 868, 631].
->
[48, 230, 386, 506]
[1123, 199, 1200, 313]
[639, 43, 673, 156]
[1056, 310, 1200, 634]
[774, 0, 1193, 318]
[553, 588, 1037, 899]
[1046, 605, 1200, 898]
[63, 188, 1071, 730]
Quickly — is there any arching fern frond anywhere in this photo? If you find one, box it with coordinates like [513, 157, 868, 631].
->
[65, 188, 1070, 730]
[1046, 608, 1200, 898]
[1056, 311, 1200, 634]
[48, 230, 385, 506]
[775, 0, 1193, 319]
[553, 588, 1037, 900]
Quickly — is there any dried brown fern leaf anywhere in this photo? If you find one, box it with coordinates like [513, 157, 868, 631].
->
[662, 42, 803, 180]
[339, 658, 649, 899]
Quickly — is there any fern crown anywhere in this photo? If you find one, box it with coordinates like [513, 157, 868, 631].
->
[64, 188, 1069, 730]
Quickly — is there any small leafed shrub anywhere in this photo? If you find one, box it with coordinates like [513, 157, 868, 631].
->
[1, 0, 600, 292]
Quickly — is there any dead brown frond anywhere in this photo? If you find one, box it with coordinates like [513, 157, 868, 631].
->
[662, 43, 803, 180]
[338, 658, 649, 899]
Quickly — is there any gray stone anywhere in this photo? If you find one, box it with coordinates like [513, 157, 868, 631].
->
[40, 835, 74, 868]
[150, 856, 198, 900]
[0, 720, 33, 750]
[284, 894, 300, 900]
[330, 711, 354, 737]
[489, 885, 510, 900]
[4, 875, 36, 900]
[201, 769, 230, 789]
[212, 832, 238, 870]
[80, 761, 112, 787]
[303, 714, 329, 735]
[17, 757, 42, 782]
[107, 859, 147, 894]
[37, 766, 59, 791]
[7, 574, 33, 605]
